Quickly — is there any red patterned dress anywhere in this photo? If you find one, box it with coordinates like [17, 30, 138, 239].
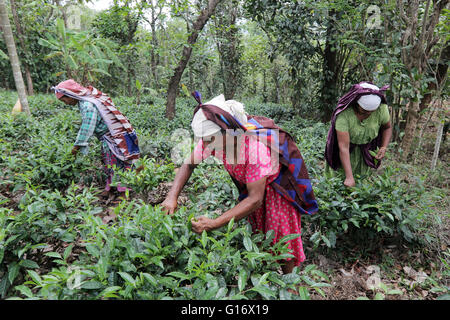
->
[194, 135, 306, 266]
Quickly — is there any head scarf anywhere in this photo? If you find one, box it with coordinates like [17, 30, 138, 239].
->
[53, 79, 86, 100]
[191, 94, 248, 137]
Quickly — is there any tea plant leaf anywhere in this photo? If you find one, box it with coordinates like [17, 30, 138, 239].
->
[80, 281, 103, 290]
[85, 244, 100, 258]
[250, 284, 277, 299]
[297, 286, 310, 300]
[27, 270, 42, 286]
[201, 230, 208, 248]
[282, 273, 301, 285]
[18, 243, 31, 258]
[19, 260, 39, 269]
[279, 288, 292, 300]
[8, 263, 20, 284]
[45, 252, 62, 259]
[142, 273, 157, 286]
[374, 292, 385, 300]
[15, 285, 33, 298]
[321, 235, 331, 247]
[227, 217, 235, 233]
[279, 233, 301, 244]
[100, 286, 122, 298]
[167, 272, 191, 281]
[63, 244, 74, 261]
[238, 269, 248, 292]
[215, 286, 227, 299]
[243, 236, 253, 251]
[118, 272, 136, 287]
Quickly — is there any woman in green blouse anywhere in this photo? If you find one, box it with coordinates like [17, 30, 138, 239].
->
[325, 82, 392, 187]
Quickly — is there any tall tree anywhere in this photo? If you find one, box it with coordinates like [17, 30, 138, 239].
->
[214, 0, 242, 100]
[92, 1, 143, 95]
[245, 0, 355, 120]
[0, 0, 30, 114]
[397, 0, 449, 161]
[165, 0, 223, 120]
[9, 0, 33, 95]
[143, 0, 165, 90]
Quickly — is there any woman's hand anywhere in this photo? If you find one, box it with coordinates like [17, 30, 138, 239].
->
[71, 145, 80, 156]
[375, 146, 387, 160]
[161, 197, 178, 215]
[191, 216, 216, 234]
[343, 177, 356, 188]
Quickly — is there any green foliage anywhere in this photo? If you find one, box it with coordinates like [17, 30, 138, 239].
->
[306, 167, 431, 249]
[39, 18, 123, 83]
[0, 90, 334, 300]
[111, 156, 175, 194]
[0, 95, 99, 192]
[1, 196, 330, 300]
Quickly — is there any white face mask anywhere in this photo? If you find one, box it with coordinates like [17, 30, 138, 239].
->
[357, 94, 381, 111]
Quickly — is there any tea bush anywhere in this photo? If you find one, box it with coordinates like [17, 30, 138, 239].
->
[305, 167, 432, 249]
[1, 196, 330, 300]
[110, 156, 176, 194]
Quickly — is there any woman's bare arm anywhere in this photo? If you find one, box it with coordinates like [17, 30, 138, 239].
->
[336, 130, 355, 187]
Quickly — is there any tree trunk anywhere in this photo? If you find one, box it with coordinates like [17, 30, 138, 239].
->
[9, 0, 33, 95]
[290, 71, 303, 113]
[0, 0, 30, 114]
[320, 9, 339, 122]
[272, 65, 280, 103]
[262, 69, 267, 103]
[149, 1, 160, 89]
[401, 99, 420, 161]
[165, 0, 222, 120]
[398, 0, 448, 161]
[413, 100, 437, 164]
[216, 2, 240, 100]
[431, 118, 444, 171]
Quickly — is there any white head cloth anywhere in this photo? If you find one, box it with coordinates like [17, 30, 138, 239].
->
[191, 94, 248, 138]
[357, 83, 382, 111]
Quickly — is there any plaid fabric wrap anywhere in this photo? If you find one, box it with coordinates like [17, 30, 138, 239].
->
[100, 139, 131, 192]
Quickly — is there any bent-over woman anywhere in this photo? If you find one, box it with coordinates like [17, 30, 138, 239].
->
[53, 79, 140, 198]
[325, 82, 392, 187]
[161, 93, 318, 274]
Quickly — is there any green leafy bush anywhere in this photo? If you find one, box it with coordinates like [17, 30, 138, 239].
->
[306, 167, 431, 249]
[110, 156, 175, 194]
[2, 198, 330, 300]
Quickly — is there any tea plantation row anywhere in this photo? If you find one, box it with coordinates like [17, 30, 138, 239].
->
[0, 91, 439, 299]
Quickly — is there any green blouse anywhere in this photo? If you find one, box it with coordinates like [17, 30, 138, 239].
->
[326, 104, 390, 177]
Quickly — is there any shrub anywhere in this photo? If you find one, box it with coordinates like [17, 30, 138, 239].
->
[305, 167, 431, 249]
[3, 199, 330, 300]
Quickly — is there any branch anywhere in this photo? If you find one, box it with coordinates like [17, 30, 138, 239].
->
[418, 0, 432, 49]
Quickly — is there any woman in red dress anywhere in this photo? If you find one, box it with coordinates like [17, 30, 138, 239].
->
[161, 94, 317, 274]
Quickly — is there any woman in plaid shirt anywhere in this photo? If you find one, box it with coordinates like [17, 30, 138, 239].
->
[55, 80, 140, 199]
